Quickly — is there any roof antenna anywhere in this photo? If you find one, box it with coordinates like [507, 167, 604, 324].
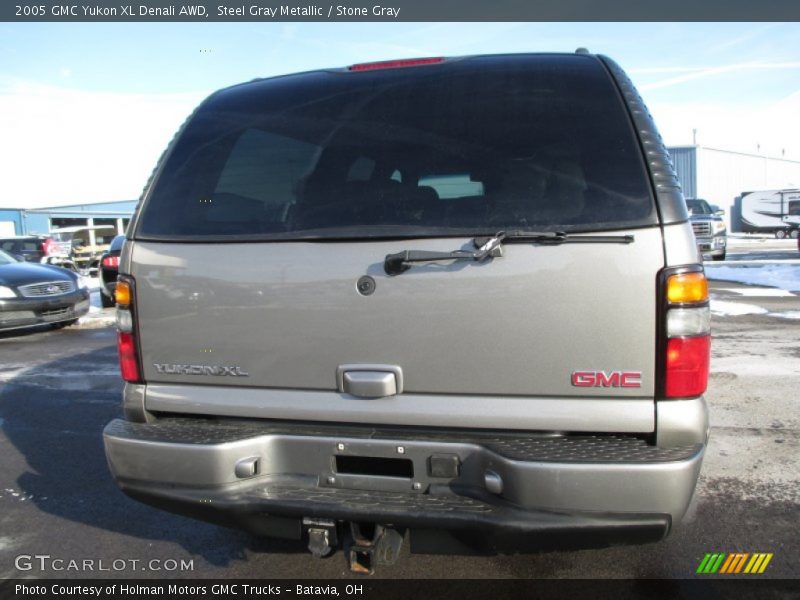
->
[575, 47, 590, 54]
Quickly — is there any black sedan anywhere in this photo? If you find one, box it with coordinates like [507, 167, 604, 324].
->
[99, 234, 125, 308]
[0, 249, 90, 332]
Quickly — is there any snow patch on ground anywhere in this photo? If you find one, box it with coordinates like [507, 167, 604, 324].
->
[710, 300, 768, 316]
[77, 313, 115, 329]
[0, 536, 21, 551]
[712, 355, 800, 378]
[718, 287, 795, 297]
[75, 286, 116, 329]
[705, 263, 800, 292]
[79, 275, 101, 291]
[710, 298, 800, 320]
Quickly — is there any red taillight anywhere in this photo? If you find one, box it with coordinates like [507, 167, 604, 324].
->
[348, 57, 444, 71]
[117, 331, 140, 382]
[116, 275, 140, 383]
[662, 268, 710, 399]
[665, 336, 710, 398]
[103, 256, 119, 268]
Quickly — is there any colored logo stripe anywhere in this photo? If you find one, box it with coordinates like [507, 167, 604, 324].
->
[697, 553, 726, 574]
[697, 552, 773, 574]
[719, 553, 749, 573]
[744, 553, 773, 574]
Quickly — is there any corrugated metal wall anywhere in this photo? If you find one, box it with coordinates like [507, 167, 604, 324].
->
[44, 200, 137, 213]
[0, 209, 23, 235]
[22, 213, 52, 235]
[0, 201, 136, 235]
[666, 146, 800, 230]
[695, 148, 800, 230]
[667, 147, 696, 198]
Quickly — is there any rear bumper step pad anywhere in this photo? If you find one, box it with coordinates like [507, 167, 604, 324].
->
[123, 479, 671, 551]
[104, 417, 705, 531]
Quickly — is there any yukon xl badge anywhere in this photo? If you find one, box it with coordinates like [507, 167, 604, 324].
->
[154, 363, 249, 377]
[571, 370, 641, 388]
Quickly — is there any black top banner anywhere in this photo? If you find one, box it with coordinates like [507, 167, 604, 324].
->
[3, 0, 800, 22]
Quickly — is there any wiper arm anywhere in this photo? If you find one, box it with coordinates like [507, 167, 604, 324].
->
[384, 233, 505, 276]
[384, 230, 634, 276]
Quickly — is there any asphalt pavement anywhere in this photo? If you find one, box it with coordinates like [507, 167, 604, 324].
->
[0, 258, 797, 580]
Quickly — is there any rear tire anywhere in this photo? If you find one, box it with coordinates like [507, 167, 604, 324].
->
[775, 230, 787, 239]
[790, 230, 799, 239]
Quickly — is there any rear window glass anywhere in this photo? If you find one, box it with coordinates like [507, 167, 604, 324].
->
[419, 174, 485, 200]
[136, 55, 655, 240]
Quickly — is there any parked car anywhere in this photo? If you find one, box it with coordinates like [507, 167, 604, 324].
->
[0, 235, 74, 269]
[0, 249, 90, 332]
[103, 52, 710, 572]
[49, 225, 118, 274]
[99, 235, 125, 308]
[686, 198, 727, 261]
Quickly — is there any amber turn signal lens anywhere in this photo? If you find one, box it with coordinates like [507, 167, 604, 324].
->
[666, 272, 708, 304]
[115, 280, 131, 307]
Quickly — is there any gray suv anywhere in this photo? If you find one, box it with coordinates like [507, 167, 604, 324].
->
[104, 53, 710, 572]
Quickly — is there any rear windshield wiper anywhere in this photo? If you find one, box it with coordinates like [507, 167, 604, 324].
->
[383, 231, 634, 275]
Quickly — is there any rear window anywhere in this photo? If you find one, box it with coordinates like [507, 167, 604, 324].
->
[136, 55, 655, 240]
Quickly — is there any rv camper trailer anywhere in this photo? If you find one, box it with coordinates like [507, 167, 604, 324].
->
[739, 189, 800, 237]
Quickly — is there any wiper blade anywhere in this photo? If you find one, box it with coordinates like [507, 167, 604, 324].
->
[472, 230, 635, 247]
[384, 231, 635, 276]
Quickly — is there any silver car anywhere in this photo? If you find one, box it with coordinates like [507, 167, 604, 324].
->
[103, 52, 710, 572]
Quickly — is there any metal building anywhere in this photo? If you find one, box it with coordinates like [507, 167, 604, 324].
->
[667, 146, 800, 230]
[0, 200, 136, 240]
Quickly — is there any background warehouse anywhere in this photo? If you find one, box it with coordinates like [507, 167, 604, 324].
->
[667, 145, 800, 232]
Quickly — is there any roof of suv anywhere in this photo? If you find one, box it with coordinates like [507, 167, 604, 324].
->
[0, 235, 48, 241]
[215, 52, 603, 96]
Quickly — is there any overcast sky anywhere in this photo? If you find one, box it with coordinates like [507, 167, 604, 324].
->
[1, 22, 799, 208]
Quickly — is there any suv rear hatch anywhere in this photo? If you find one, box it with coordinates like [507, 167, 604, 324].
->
[128, 55, 664, 412]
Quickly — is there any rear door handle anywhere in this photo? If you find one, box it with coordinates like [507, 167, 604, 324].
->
[336, 364, 404, 399]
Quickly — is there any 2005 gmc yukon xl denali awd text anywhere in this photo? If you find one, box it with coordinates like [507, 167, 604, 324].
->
[103, 52, 710, 572]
